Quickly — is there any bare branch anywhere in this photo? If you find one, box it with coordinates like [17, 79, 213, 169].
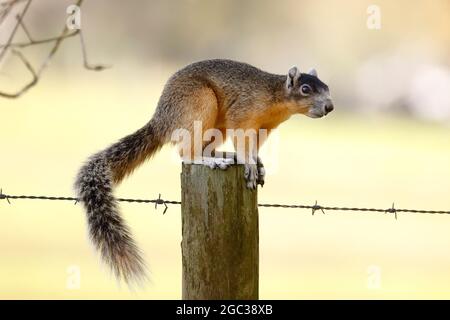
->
[0, 2, 14, 26]
[15, 13, 33, 42]
[0, 48, 37, 98]
[0, 0, 111, 99]
[79, 30, 110, 71]
[0, 30, 79, 49]
[0, 0, 26, 6]
[0, 0, 27, 24]
[0, 0, 31, 61]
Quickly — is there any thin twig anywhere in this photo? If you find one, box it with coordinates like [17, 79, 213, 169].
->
[36, 0, 83, 75]
[0, 30, 79, 49]
[79, 29, 110, 71]
[15, 13, 33, 42]
[0, 0, 31, 61]
[0, 48, 36, 98]
[0, 0, 26, 6]
[0, 0, 27, 26]
[0, 1, 15, 26]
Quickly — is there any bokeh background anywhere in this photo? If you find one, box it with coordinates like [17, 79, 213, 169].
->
[1, 0, 450, 299]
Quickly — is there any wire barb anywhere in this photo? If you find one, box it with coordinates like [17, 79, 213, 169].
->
[385, 202, 398, 220]
[154, 193, 168, 214]
[311, 200, 325, 216]
[0, 188, 11, 204]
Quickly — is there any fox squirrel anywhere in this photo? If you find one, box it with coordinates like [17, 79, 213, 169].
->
[74, 59, 333, 285]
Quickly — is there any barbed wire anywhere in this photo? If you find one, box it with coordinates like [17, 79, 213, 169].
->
[2, 188, 450, 219]
[0, 189, 179, 214]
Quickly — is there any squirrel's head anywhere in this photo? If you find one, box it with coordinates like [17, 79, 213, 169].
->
[285, 66, 334, 118]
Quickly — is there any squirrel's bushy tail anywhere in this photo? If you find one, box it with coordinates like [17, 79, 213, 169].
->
[74, 120, 163, 285]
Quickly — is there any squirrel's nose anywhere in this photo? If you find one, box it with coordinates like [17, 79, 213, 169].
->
[324, 101, 334, 113]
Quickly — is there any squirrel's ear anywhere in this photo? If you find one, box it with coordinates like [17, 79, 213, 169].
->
[286, 66, 300, 90]
[308, 68, 318, 77]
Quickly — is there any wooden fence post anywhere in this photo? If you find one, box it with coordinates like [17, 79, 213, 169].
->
[181, 163, 259, 300]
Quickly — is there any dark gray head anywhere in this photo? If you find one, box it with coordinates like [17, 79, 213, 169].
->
[285, 66, 334, 118]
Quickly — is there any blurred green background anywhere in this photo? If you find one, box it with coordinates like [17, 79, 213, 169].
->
[0, 0, 450, 299]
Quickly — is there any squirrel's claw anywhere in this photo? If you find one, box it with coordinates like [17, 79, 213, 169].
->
[244, 163, 258, 189]
[256, 162, 265, 187]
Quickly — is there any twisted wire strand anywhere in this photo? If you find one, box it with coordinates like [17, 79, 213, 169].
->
[1, 190, 449, 217]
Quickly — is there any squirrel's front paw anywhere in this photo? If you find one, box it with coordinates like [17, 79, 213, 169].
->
[202, 157, 234, 170]
[244, 163, 258, 189]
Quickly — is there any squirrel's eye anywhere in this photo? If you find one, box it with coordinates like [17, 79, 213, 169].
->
[300, 84, 312, 96]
